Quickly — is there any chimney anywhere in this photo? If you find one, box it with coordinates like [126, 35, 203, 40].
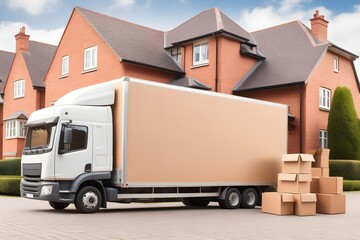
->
[310, 10, 329, 43]
[15, 26, 30, 52]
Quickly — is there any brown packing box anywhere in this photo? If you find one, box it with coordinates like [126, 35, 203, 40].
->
[319, 177, 343, 194]
[277, 173, 312, 194]
[316, 193, 346, 214]
[282, 154, 314, 174]
[311, 167, 329, 177]
[294, 193, 317, 216]
[262, 192, 295, 215]
[313, 148, 330, 168]
[310, 177, 319, 193]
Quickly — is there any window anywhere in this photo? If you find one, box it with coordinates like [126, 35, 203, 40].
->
[61, 56, 69, 76]
[319, 87, 331, 110]
[170, 47, 182, 64]
[84, 46, 97, 71]
[193, 41, 209, 66]
[319, 130, 328, 149]
[334, 56, 339, 72]
[14, 80, 25, 98]
[59, 124, 88, 154]
[6, 120, 26, 139]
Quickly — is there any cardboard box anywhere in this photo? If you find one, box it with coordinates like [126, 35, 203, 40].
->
[262, 192, 295, 215]
[282, 154, 315, 174]
[311, 167, 330, 177]
[313, 148, 330, 168]
[316, 193, 346, 214]
[310, 177, 319, 193]
[319, 177, 343, 194]
[277, 173, 312, 194]
[294, 193, 317, 216]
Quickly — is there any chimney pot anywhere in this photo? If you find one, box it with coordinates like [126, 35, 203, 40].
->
[15, 26, 30, 52]
[310, 10, 329, 43]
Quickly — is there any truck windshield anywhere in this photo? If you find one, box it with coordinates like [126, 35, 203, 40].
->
[23, 124, 57, 155]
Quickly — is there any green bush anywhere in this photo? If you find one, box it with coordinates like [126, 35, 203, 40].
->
[328, 87, 360, 159]
[0, 176, 21, 196]
[330, 160, 360, 180]
[0, 158, 21, 175]
[343, 180, 360, 191]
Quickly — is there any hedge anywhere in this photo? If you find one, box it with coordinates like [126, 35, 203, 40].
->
[0, 158, 21, 175]
[0, 176, 21, 196]
[330, 160, 360, 180]
[343, 180, 360, 191]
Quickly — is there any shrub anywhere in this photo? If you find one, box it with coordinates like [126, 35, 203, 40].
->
[343, 180, 360, 191]
[0, 176, 21, 196]
[328, 87, 360, 159]
[0, 158, 21, 175]
[330, 160, 360, 180]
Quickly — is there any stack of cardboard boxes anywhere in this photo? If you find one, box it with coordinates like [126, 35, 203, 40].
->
[311, 149, 346, 214]
[262, 149, 346, 216]
[262, 154, 317, 216]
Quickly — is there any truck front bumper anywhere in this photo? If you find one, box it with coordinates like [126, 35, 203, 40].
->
[20, 179, 74, 203]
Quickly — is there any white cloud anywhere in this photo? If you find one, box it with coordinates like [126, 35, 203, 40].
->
[6, 0, 60, 15]
[0, 22, 63, 52]
[112, 0, 136, 8]
[238, 0, 360, 76]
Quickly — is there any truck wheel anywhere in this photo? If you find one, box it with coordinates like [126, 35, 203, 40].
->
[182, 198, 210, 207]
[75, 186, 102, 213]
[219, 188, 241, 209]
[241, 188, 258, 208]
[49, 201, 70, 210]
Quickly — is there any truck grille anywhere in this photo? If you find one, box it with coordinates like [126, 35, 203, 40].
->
[22, 163, 42, 194]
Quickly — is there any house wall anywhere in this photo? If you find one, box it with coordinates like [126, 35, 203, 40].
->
[240, 86, 303, 154]
[304, 51, 360, 153]
[2, 52, 40, 158]
[45, 9, 175, 107]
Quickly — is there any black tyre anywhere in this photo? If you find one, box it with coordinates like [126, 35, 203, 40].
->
[49, 201, 70, 210]
[182, 198, 210, 207]
[75, 186, 102, 213]
[219, 188, 241, 209]
[241, 188, 258, 208]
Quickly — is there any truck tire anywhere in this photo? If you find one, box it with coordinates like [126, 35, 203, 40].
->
[241, 188, 258, 208]
[49, 201, 70, 210]
[182, 198, 210, 207]
[75, 186, 102, 213]
[219, 188, 241, 209]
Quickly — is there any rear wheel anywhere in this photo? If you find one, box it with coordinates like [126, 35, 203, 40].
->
[182, 198, 210, 207]
[219, 188, 241, 209]
[241, 188, 258, 208]
[75, 186, 102, 213]
[49, 201, 70, 210]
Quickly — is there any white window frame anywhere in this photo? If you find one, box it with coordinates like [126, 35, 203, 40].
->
[14, 80, 25, 99]
[84, 46, 97, 71]
[319, 130, 328, 149]
[61, 55, 69, 76]
[5, 120, 26, 139]
[193, 41, 209, 66]
[319, 87, 331, 110]
[334, 56, 339, 72]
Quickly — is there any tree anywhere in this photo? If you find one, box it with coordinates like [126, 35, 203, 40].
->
[328, 86, 360, 160]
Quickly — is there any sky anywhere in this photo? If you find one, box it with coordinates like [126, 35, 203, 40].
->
[0, 0, 360, 71]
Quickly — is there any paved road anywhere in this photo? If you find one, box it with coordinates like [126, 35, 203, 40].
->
[0, 192, 359, 239]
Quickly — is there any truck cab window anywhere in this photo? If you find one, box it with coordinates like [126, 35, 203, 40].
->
[59, 125, 88, 154]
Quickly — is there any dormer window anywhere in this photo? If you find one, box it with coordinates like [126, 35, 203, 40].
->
[334, 56, 339, 72]
[193, 41, 209, 66]
[170, 47, 182, 65]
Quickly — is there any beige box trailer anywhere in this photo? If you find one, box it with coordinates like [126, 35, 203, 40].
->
[108, 77, 288, 208]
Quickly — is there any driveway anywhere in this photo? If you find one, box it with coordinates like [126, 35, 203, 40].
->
[0, 192, 359, 239]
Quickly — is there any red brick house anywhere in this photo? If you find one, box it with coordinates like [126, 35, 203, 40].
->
[0, 50, 15, 158]
[2, 27, 56, 158]
[234, 11, 359, 153]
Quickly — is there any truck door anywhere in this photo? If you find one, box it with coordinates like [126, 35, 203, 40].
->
[55, 123, 92, 180]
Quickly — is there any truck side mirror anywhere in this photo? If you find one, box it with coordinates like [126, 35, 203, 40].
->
[59, 126, 73, 154]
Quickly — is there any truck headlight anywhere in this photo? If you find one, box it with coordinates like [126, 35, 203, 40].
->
[41, 185, 53, 196]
